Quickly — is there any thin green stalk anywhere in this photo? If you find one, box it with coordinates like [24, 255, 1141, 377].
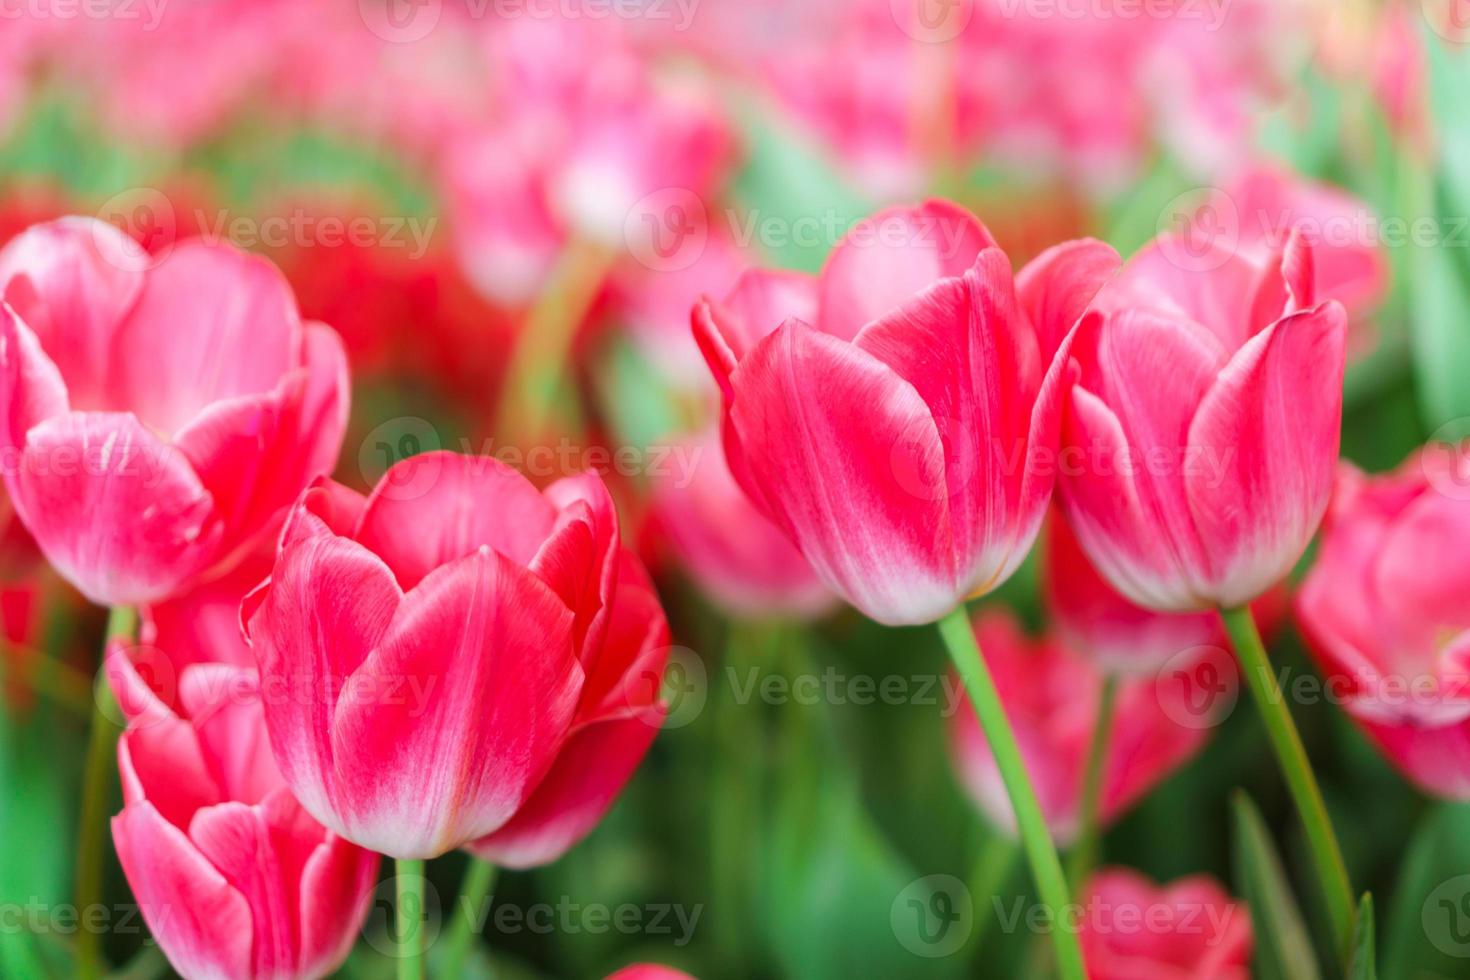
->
[74, 605, 137, 980]
[1218, 605, 1355, 958]
[396, 859, 427, 980]
[441, 858, 496, 980]
[1066, 673, 1119, 890]
[937, 606, 1086, 980]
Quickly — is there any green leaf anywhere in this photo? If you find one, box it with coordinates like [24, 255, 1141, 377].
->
[1230, 791, 1322, 980]
[726, 96, 871, 273]
[1422, 24, 1470, 222]
[1381, 803, 1470, 980]
[1347, 894, 1376, 980]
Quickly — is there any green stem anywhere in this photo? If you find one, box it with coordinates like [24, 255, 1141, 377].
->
[396, 859, 427, 980]
[494, 237, 613, 442]
[74, 605, 137, 980]
[1066, 673, 1118, 890]
[1218, 605, 1355, 958]
[441, 858, 496, 980]
[937, 606, 1086, 980]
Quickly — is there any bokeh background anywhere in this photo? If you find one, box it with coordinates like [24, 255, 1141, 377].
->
[2, 0, 1470, 977]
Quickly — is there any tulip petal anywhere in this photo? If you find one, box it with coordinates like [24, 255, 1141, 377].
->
[465, 704, 664, 869]
[701, 268, 819, 366]
[8, 411, 220, 605]
[1185, 302, 1347, 608]
[188, 800, 299, 976]
[299, 832, 379, 978]
[725, 318, 958, 625]
[0, 218, 142, 410]
[532, 473, 621, 668]
[328, 547, 582, 857]
[854, 249, 1042, 595]
[1061, 386, 1204, 610]
[112, 802, 254, 980]
[1095, 235, 1262, 357]
[356, 451, 557, 590]
[819, 200, 995, 342]
[113, 241, 299, 434]
[247, 531, 402, 836]
[1068, 310, 1221, 608]
[0, 304, 68, 450]
[1015, 237, 1121, 361]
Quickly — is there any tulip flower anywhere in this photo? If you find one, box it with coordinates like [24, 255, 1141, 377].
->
[1052, 225, 1356, 950]
[651, 425, 835, 620]
[1297, 447, 1470, 799]
[243, 454, 670, 862]
[695, 200, 1117, 627]
[695, 201, 1117, 980]
[949, 610, 1209, 845]
[1079, 869, 1252, 980]
[0, 218, 349, 607]
[107, 649, 378, 980]
[1056, 229, 1345, 613]
[605, 967, 697, 980]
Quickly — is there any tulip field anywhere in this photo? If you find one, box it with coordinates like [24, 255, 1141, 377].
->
[4, 1, 1470, 978]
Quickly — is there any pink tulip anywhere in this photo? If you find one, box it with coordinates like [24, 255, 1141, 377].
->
[243, 454, 670, 861]
[1079, 869, 1252, 980]
[694, 200, 1117, 626]
[1055, 227, 1347, 612]
[1296, 447, 1470, 799]
[651, 425, 835, 620]
[107, 649, 378, 980]
[1198, 165, 1389, 328]
[949, 611, 1210, 844]
[0, 218, 349, 606]
[605, 966, 697, 980]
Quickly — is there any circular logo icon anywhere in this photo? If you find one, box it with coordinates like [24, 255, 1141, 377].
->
[623, 188, 708, 273]
[642, 646, 708, 730]
[99, 643, 178, 729]
[1424, 874, 1470, 957]
[892, 874, 973, 958]
[363, 872, 443, 958]
[1423, 0, 1470, 43]
[890, 0, 973, 44]
[358, 417, 443, 501]
[359, 0, 442, 42]
[1156, 645, 1239, 730]
[1155, 187, 1239, 273]
[1422, 422, 1470, 500]
[95, 188, 176, 271]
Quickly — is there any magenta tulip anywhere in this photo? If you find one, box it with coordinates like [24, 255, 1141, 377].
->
[949, 610, 1209, 844]
[0, 218, 348, 606]
[651, 425, 834, 620]
[243, 454, 669, 861]
[694, 200, 1117, 625]
[1079, 869, 1252, 980]
[108, 649, 378, 980]
[1297, 447, 1470, 799]
[1055, 228, 1347, 611]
